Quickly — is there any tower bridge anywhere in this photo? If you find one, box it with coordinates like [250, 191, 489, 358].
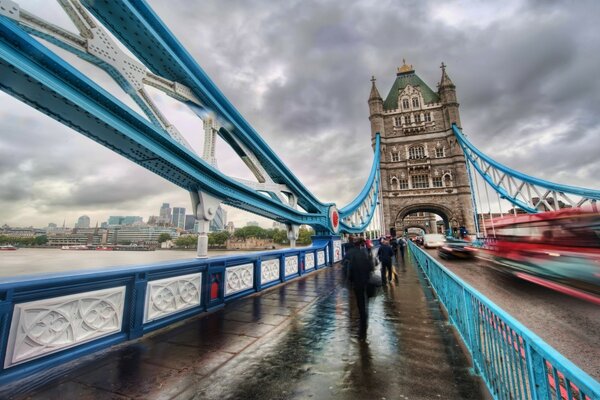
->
[0, 1, 600, 399]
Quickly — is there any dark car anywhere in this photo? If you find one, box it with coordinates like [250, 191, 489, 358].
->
[438, 239, 476, 260]
[411, 236, 424, 246]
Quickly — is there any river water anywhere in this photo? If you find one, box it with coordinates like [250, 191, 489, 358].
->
[0, 248, 260, 279]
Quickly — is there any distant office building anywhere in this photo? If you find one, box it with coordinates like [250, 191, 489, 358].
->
[185, 214, 196, 231]
[107, 216, 143, 226]
[246, 221, 259, 227]
[47, 223, 57, 229]
[108, 226, 179, 245]
[209, 206, 227, 232]
[147, 215, 158, 226]
[172, 207, 186, 229]
[100, 222, 108, 228]
[75, 215, 90, 229]
[159, 203, 172, 225]
[226, 221, 235, 234]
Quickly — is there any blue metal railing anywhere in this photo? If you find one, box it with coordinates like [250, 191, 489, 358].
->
[408, 241, 600, 400]
[0, 237, 340, 386]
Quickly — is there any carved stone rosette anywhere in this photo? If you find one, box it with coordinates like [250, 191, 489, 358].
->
[317, 251, 326, 267]
[305, 253, 315, 270]
[284, 256, 298, 276]
[144, 273, 202, 323]
[333, 240, 342, 262]
[261, 259, 280, 284]
[225, 263, 254, 296]
[5, 286, 126, 368]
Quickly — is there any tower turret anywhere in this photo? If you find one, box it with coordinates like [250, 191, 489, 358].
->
[438, 62, 461, 128]
[368, 76, 384, 142]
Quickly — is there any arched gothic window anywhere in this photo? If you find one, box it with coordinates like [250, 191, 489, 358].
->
[412, 97, 420, 108]
[402, 98, 410, 109]
[403, 115, 411, 124]
[390, 177, 400, 190]
[409, 145, 425, 160]
[391, 152, 400, 162]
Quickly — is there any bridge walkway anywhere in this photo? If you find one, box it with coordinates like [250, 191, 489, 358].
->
[6, 256, 485, 400]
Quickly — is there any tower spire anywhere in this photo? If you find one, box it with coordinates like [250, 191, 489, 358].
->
[439, 62, 455, 89]
[369, 76, 382, 101]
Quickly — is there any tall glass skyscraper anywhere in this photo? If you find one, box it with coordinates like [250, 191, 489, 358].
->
[159, 203, 171, 225]
[209, 206, 227, 232]
[172, 207, 186, 229]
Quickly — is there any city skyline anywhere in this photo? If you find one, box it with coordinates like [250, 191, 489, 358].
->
[1, 0, 599, 228]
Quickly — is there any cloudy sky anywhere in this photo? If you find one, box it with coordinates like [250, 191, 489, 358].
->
[1, 0, 599, 228]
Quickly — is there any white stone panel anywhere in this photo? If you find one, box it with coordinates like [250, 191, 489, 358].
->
[5, 286, 126, 368]
[261, 259, 280, 284]
[144, 273, 201, 323]
[225, 263, 254, 296]
[284, 256, 298, 276]
[305, 253, 315, 270]
[333, 240, 342, 262]
[317, 251, 326, 266]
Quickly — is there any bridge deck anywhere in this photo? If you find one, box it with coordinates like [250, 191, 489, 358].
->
[4, 256, 485, 400]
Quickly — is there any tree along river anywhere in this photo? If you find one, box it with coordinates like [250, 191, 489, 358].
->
[0, 248, 263, 279]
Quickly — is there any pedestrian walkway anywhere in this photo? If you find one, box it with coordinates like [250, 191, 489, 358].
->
[3, 255, 485, 400]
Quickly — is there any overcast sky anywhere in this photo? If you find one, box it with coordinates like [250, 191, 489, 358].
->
[1, 0, 599, 228]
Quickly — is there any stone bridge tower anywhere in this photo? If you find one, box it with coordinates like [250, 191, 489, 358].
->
[369, 61, 475, 236]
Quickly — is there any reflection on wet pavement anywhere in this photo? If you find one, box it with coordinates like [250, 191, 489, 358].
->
[11, 256, 484, 400]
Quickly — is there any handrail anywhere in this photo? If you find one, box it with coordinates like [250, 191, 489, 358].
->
[0, 237, 341, 386]
[408, 241, 600, 400]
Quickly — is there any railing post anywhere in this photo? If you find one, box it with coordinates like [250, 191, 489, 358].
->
[0, 290, 14, 371]
[525, 346, 550, 400]
[128, 272, 148, 340]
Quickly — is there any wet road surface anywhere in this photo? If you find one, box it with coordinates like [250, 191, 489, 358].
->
[4, 257, 485, 400]
[425, 248, 600, 381]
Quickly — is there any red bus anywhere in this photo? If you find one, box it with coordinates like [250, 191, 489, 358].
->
[485, 207, 600, 304]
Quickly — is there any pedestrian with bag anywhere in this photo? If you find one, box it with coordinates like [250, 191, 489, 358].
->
[347, 238, 374, 339]
[377, 240, 394, 284]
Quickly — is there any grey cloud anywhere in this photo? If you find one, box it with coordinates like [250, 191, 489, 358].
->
[2, 0, 599, 227]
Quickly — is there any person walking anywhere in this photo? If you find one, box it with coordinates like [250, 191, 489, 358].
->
[397, 236, 406, 263]
[347, 238, 373, 339]
[377, 240, 394, 284]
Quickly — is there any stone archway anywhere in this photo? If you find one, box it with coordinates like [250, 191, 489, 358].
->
[403, 224, 427, 236]
[394, 203, 455, 234]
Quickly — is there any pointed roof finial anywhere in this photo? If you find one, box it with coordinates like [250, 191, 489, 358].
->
[439, 61, 455, 88]
[397, 59, 414, 75]
[369, 75, 382, 101]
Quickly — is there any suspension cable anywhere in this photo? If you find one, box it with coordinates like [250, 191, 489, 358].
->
[474, 170, 487, 238]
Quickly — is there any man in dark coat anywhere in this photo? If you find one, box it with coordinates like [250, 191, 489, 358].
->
[378, 240, 394, 284]
[347, 238, 373, 339]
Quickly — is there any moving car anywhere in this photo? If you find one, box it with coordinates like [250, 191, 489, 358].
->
[438, 239, 476, 259]
[485, 208, 600, 304]
[423, 234, 446, 248]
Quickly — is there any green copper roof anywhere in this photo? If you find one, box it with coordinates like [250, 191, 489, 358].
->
[383, 72, 440, 111]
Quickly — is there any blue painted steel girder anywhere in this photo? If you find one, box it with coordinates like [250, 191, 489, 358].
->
[453, 124, 600, 212]
[339, 134, 381, 233]
[0, 17, 330, 231]
[79, 0, 327, 215]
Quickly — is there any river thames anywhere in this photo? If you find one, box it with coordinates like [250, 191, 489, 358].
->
[0, 248, 261, 278]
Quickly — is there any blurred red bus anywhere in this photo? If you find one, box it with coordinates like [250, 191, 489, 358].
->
[485, 207, 600, 304]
